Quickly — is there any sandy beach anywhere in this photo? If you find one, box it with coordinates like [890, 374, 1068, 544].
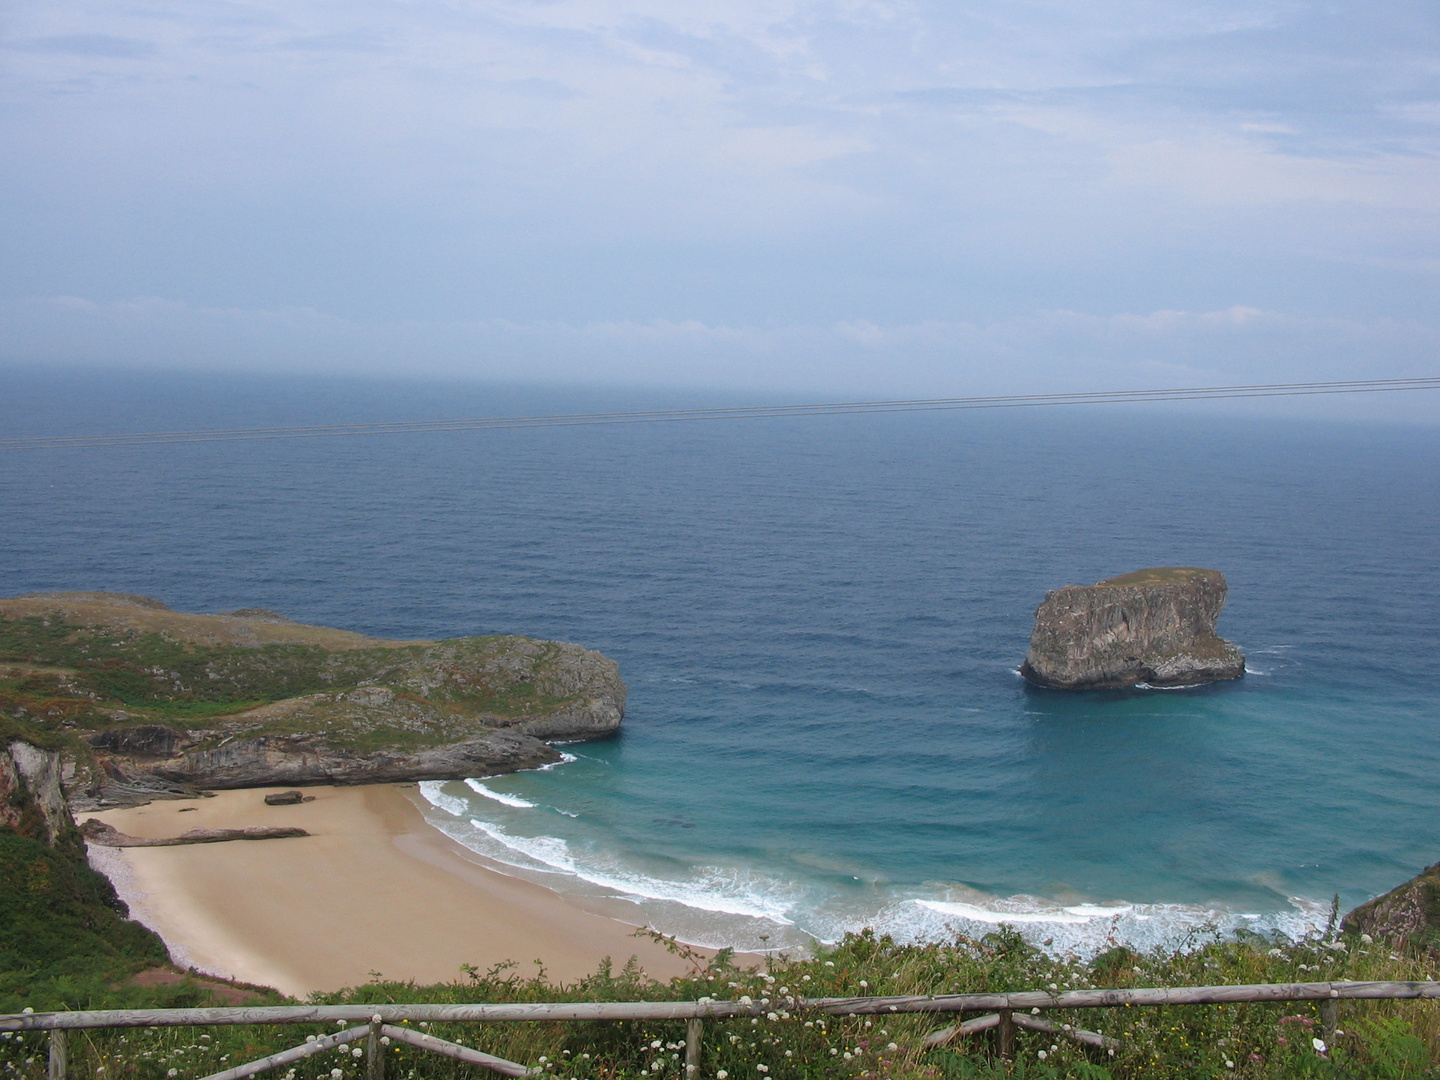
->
[82, 785, 701, 998]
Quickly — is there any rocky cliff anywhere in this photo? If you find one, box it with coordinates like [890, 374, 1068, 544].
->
[1342, 863, 1440, 948]
[1020, 567, 1245, 690]
[0, 592, 627, 807]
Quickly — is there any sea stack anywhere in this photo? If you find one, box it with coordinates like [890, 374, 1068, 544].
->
[1020, 567, 1245, 690]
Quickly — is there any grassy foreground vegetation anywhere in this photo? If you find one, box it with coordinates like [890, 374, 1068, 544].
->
[5, 925, 1440, 1080]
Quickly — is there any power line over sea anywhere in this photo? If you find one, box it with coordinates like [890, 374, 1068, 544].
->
[3, 377, 1437, 451]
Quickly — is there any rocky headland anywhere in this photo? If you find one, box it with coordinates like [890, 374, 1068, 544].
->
[1342, 863, 1440, 949]
[0, 592, 626, 808]
[1020, 567, 1245, 690]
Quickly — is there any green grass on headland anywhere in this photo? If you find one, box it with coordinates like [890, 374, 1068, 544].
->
[5, 927, 1440, 1080]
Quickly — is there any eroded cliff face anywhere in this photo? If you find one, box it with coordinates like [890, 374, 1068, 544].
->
[1, 740, 74, 847]
[1020, 568, 1245, 690]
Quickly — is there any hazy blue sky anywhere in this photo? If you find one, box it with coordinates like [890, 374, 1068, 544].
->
[3, 0, 1438, 408]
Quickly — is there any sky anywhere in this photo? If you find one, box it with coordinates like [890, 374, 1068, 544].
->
[2, 0, 1439, 408]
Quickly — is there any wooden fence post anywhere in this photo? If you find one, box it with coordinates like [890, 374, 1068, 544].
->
[1320, 997, 1339, 1043]
[685, 1018, 702, 1079]
[367, 1016, 383, 1080]
[48, 1030, 66, 1080]
[997, 1011, 1014, 1060]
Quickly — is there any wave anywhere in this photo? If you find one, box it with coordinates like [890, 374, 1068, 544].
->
[464, 778, 536, 808]
[469, 819, 797, 924]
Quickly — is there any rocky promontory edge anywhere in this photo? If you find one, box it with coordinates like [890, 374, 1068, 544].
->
[0, 592, 627, 809]
[1020, 567, 1245, 690]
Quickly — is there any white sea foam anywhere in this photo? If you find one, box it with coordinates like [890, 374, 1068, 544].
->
[537, 752, 579, 771]
[417, 780, 472, 818]
[464, 778, 536, 808]
[468, 819, 796, 924]
[914, 900, 1097, 925]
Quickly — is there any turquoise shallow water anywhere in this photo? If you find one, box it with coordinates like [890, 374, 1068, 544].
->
[4, 370, 1439, 954]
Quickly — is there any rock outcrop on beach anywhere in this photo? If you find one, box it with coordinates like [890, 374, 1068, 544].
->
[1020, 567, 1245, 690]
[1342, 863, 1440, 948]
[79, 818, 309, 847]
[0, 592, 627, 808]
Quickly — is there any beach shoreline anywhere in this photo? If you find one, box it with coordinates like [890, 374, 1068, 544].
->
[82, 785, 707, 998]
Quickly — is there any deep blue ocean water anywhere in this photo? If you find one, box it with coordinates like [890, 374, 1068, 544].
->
[4, 368, 1440, 955]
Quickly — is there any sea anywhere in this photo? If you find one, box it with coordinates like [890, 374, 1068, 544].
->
[4, 367, 1440, 958]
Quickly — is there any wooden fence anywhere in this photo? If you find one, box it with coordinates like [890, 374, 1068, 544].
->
[6, 980, 1439, 1080]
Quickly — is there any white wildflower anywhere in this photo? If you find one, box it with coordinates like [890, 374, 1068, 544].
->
[886, 1043, 898, 1052]
[1313, 1038, 1328, 1054]
[1037, 1051, 1046, 1061]
[716, 1073, 727, 1079]
[331, 1071, 343, 1079]
[352, 1048, 364, 1059]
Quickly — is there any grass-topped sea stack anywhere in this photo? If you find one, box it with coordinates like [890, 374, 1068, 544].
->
[1020, 567, 1245, 690]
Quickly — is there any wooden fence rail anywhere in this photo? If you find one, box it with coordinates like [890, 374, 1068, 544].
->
[6, 980, 1439, 1080]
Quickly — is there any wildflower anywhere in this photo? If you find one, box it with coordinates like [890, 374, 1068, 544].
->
[716, 1073, 728, 1079]
[651, 1042, 663, 1049]
[738, 996, 753, 1007]
[801, 975, 811, 982]
[1036, 1051, 1046, 1060]
[1361, 933, 1373, 944]
[844, 1053, 853, 1061]
[167, 1072, 178, 1078]
[307, 1036, 318, 1044]
[1313, 1038, 1328, 1054]
[352, 1049, 364, 1059]
[756, 1066, 769, 1074]
[380, 1037, 390, 1046]
[338, 1044, 350, 1053]
[825, 961, 834, 967]
[1224, 1060, 1234, 1069]
[331, 1071, 343, 1079]
[784, 1051, 792, 1058]
[766, 1013, 779, 1022]
[830, 1049, 838, 1055]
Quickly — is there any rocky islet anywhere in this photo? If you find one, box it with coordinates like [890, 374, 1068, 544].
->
[1020, 567, 1245, 690]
